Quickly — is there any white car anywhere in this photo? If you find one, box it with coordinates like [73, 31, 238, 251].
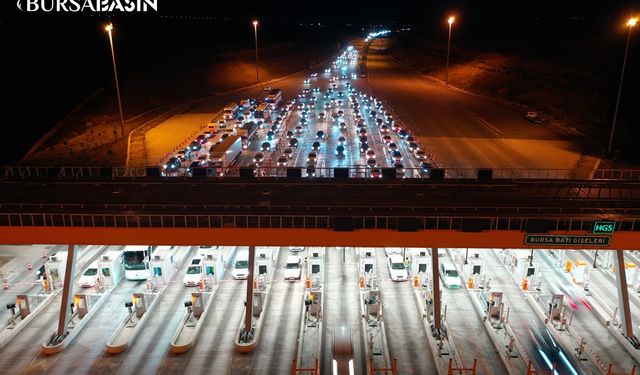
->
[289, 246, 305, 252]
[284, 255, 302, 280]
[264, 86, 272, 92]
[78, 261, 99, 288]
[232, 250, 249, 280]
[183, 256, 203, 286]
[387, 254, 408, 282]
[384, 247, 402, 256]
[440, 262, 461, 289]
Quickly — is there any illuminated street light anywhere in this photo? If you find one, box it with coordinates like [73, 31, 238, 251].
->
[445, 16, 455, 86]
[253, 20, 259, 82]
[105, 23, 125, 139]
[608, 17, 637, 154]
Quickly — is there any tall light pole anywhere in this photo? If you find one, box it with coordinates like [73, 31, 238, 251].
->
[253, 20, 259, 82]
[608, 17, 637, 154]
[445, 16, 454, 86]
[105, 23, 125, 139]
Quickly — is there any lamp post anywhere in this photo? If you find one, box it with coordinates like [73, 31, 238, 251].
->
[445, 16, 454, 86]
[105, 23, 125, 139]
[253, 20, 259, 82]
[608, 17, 637, 154]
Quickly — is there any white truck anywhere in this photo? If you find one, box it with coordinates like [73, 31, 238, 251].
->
[209, 135, 242, 173]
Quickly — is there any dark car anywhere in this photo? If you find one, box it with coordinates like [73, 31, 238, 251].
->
[360, 142, 369, 153]
[420, 161, 432, 176]
[164, 157, 181, 172]
[261, 142, 271, 151]
[267, 131, 275, 140]
[316, 131, 325, 139]
[290, 138, 299, 147]
[359, 136, 368, 144]
[189, 141, 202, 152]
[336, 145, 345, 156]
[398, 129, 409, 138]
[306, 165, 316, 177]
[312, 141, 321, 151]
[196, 134, 208, 144]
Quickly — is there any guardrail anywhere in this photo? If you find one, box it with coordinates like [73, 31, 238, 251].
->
[3, 165, 639, 181]
[0, 211, 638, 232]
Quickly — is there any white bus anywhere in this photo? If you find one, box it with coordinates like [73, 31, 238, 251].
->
[265, 89, 283, 109]
[123, 245, 157, 280]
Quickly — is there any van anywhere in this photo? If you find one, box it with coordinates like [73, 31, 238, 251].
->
[232, 250, 249, 280]
[440, 261, 461, 289]
[78, 260, 99, 288]
[387, 254, 407, 282]
[183, 256, 203, 286]
[283, 255, 302, 280]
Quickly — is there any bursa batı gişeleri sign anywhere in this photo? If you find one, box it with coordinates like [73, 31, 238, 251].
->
[17, 0, 158, 12]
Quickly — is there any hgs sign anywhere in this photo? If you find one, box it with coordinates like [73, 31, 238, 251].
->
[593, 221, 616, 234]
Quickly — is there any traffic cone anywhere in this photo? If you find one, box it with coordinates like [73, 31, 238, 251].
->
[522, 278, 528, 291]
[565, 261, 572, 273]
[413, 275, 419, 288]
[199, 279, 205, 291]
[468, 276, 473, 289]
[253, 277, 258, 290]
[305, 276, 311, 289]
[359, 274, 365, 289]
[27, 263, 32, 271]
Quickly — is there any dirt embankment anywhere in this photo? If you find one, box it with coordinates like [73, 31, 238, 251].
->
[23, 42, 335, 167]
[390, 38, 624, 157]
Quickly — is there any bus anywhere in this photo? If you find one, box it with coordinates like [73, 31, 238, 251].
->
[253, 102, 272, 123]
[123, 245, 157, 280]
[265, 89, 283, 109]
[223, 102, 240, 120]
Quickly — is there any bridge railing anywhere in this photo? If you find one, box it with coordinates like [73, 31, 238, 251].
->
[1, 165, 639, 181]
[0, 210, 638, 233]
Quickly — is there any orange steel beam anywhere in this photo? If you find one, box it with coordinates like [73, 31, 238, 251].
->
[0, 227, 637, 249]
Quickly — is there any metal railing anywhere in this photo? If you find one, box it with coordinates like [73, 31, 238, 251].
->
[4, 165, 638, 181]
[0, 212, 638, 232]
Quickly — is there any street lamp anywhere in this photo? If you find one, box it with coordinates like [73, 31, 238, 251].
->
[445, 16, 455, 85]
[105, 23, 125, 139]
[608, 17, 637, 154]
[253, 20, 259, 82]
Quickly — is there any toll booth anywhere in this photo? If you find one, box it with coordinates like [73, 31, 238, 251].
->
[133, 293, 146, 319]
[45, 253, 67, 290]
[191, 293, 205, 318]
[75, 294, 88, 319]
[548, 294, 564, 321]
[202, 252, 224, 284]
[255, 248, 274, 283]
[365, 290, 381, 317]
[150, 247, 176, 284]
[410, 249, 429, 276]
[511, 252, 539, 287]
[570, 260, 590, 284]
[16, 295, 30, 319]
[359, 248, 376, 288]
[308, 248, 324, 287]
[98, 250, 124, 287]
[462, 253, 484, 289]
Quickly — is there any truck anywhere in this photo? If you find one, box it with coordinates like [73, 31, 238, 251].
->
[235, 121, 258, 140]
[265, 89, 283, 109]
[209, 135, 242, 168]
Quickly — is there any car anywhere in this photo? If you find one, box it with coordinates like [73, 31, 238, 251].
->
[336, 145, 345, 156]
[78, 261, 99, 288]
[319, 112, 325, 120]
[295, 125, 303, 133]
[440, 261, 461, 289]
[221, 133, 230, 140]
[196, 134, 208, 144]
[183, 256, 203, 286]
[382, 135, 392, 144]
[266, 131, 275, 141]
[408, 142, 419, 152]
[312, 141, 321, 151]
[254, 152, 265, 163]
[358, 128, 367, 136]
[366, 149, 376, 159]
[337, 100, 343, 107]
[306, 165, 316, 177]
[300, 118, 308, 126]
[359, 135, 368, 144]
[340, 122, 347, 129]
[367, 158, 377, 168]
[337, 91, 344, 97]
[420, 161, 432, 176]
[338, 136, 346, 145]
[369, 110, 377, 118]
[387, 254, 408, 281]
[290, 138, 299, 147]
[391, 150, 403, 162]
[337, 110, 344, 117]
[370, 168, 382, 178]
[324, 103, 331, 110]
[277, 156, 288, 166]
[388, 142, 398, 152]
[189, 140, 202, 152]
[375, 118, 384, 126]
[310, 72, 318, 77]
[392, 123, 401, 132]
[286, 130, 294, 139]
[394, 162, 404, 174]
[405, 136, 415, 143]
[525, 111, 545, 123]
[232, 250, 249, 279]
[264, 86, 272, 92]
[217, 119, 226, 127]
[360, 143, 369, 153]
[283, 255, 302, 280]
[307, 152, 317, 163]
[415, 150, 427, 160]
[261, 142, 271, 151]
[398, 129, 409, 138]
[164, 157, 181, 172]
[303, 78, 310, 84]
[284, 148, 293, 159]
[316, 131, 325, 139]
[380, 125, 389, 134]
